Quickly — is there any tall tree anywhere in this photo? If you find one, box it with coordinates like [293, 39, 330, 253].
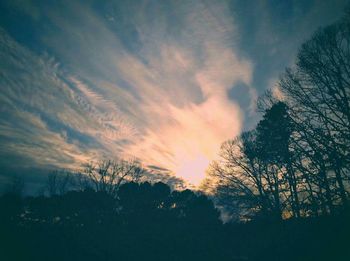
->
[255, 102, 301, 217]
[279, 12, 350, 206]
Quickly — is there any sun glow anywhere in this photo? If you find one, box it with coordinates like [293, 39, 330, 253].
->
[175, 153, 211, 186]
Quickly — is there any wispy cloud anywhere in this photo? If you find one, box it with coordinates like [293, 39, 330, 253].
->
[1, 0, 347, 186]
[1, 0, 254, 185]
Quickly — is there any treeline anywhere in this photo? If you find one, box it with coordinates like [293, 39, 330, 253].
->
[0, 172, 350, 261]
[36, 159, 186, 197]
[0, 181, 227, 261]
[202, 11, 350, 221]
[1, 179, 350, 261]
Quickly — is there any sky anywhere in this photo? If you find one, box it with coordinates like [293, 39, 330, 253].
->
[0, 0, 348, 189]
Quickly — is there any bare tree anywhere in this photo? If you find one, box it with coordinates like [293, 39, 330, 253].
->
[203, 131, 282, 220]
[203, 10, 350, 221]
[278, 13, 350, 206]
[46, 170, 74, 196]
[203, 102, 321, 220]
[80, 159, 145, 198]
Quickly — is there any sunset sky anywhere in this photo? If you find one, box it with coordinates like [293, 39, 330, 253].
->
[0, 0, 347, 188]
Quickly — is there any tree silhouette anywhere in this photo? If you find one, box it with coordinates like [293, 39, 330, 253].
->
[80, 159, 145, 197]
[204, 10, 350, 220]
[256, 102, 301, 218]
[278, 12, 350, 208]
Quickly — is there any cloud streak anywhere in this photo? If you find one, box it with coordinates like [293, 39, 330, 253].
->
[2, 0, 344, 186]
[0, 0, 253, 185]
